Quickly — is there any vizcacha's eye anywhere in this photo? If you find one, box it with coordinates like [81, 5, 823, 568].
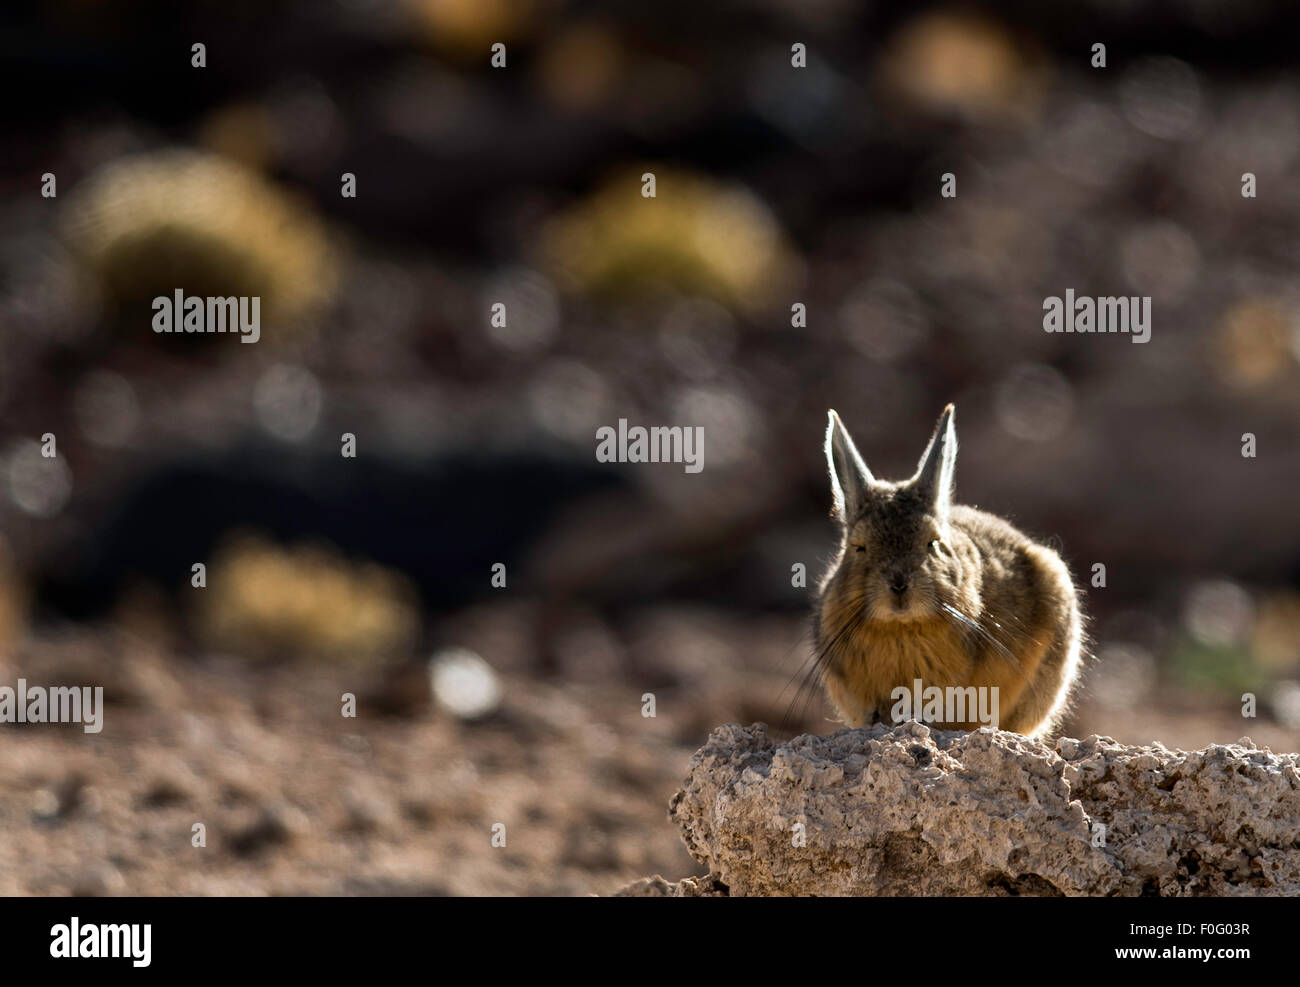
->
[854, 546, 865, 553]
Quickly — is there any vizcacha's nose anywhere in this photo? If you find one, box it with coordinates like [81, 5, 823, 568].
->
[888, 571, 909, 595]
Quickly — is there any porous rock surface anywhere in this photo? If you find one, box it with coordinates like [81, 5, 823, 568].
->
[660, 722, 1300, 896]
[612, 873, 727, 897]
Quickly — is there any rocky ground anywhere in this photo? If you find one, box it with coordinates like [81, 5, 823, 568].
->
[2, 612, 1295, 896]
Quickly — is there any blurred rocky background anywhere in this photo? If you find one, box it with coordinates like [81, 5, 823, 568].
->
[1, 0, 1300, 894]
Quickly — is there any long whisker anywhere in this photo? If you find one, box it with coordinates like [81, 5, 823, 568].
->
[780, 603, 865, 734]
[939, 602, 1024, 674]
[938, 601, 1057, 710]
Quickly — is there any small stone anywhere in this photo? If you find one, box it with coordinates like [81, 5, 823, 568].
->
[342, 787, 395, 833]
[71, 864, 126, 897]
[428, 647, 502, 720]
[32, 788, 60, 821]
[231, 801, 309, 856]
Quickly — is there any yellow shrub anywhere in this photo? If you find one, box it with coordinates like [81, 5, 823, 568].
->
[62, 150, 338, 334]
[197, 535, 420, 663]
[540, 166, 800, 312]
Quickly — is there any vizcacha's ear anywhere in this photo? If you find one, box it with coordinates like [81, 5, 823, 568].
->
[912, 404, 957, 522]
[825, 409, 874, 521]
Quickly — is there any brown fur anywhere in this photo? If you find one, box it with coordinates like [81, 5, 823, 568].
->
[814, 406, 1084, 738]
